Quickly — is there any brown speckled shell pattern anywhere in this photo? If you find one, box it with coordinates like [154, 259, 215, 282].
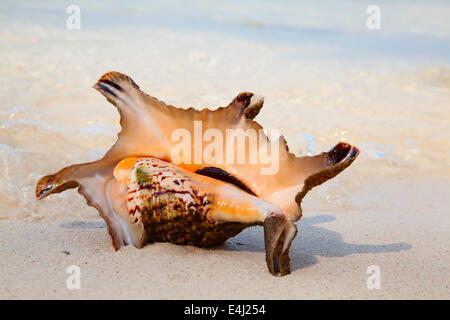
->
[127, 158, 255, 247]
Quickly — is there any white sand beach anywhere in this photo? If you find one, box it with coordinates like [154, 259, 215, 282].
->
[0, 1, 449, 299]
[1, 176, 449, 299]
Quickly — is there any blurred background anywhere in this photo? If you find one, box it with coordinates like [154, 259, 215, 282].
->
[0, 0, 449, 219]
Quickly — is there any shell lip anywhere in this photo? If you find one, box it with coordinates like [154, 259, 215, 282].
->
[326, 142, 359, 166]
[36, 185, 52, 199]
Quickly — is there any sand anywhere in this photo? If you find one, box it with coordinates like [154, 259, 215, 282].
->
[1, 176, 448, 299]
[1, 1, 450, 299]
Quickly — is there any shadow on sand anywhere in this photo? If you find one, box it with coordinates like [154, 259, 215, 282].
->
[62, 215, 411, 273]
[220, 214, 412, 273]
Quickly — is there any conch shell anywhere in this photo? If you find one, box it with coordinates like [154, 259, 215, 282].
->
[36, 72, 359, 276]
